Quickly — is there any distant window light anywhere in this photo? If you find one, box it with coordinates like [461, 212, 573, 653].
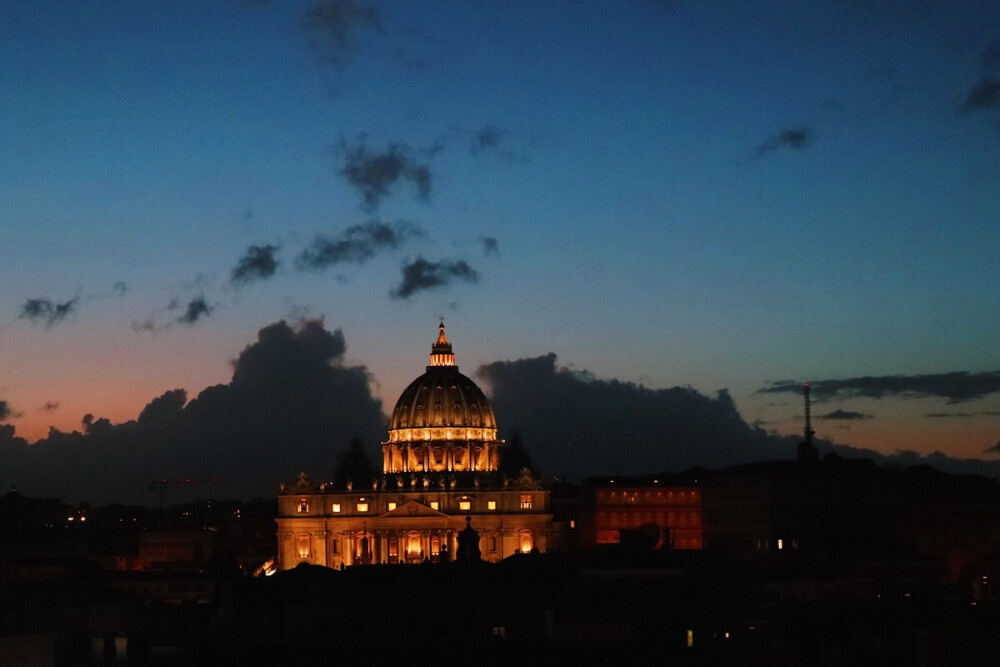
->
[777, 538, 784, 550]
[569, 520, 576, 529]
[459, 500, 471, 511]
[520, 494, 533, 510]
[387, 502, 397, 511]
[332, 503, 341, 513]
[356, 502, 369, 513]
[430, 501, 439, 511]
[520, 532, 533, 553]
[487, 500, 497, 510]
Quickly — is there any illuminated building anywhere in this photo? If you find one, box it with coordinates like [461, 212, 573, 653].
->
[275, 323, 555, 569]
[580, 478, 703, 550]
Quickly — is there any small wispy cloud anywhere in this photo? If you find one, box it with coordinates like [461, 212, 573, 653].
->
[391, 257, 479, 299]
[759, 371, 1000, 404]
[232, 244, 280, 285]
[756, 126, 813, 156]
[177, 297, 214, 325]
[301, 0, 380, 70]
[18, 295, 79, 328]
[297, 220, 421, 269]
[336, 136, 431, 210]
[816, 409, 873, 421]
[481, 236, 500, 256]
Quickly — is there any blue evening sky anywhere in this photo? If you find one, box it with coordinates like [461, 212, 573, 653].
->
[2, 0, 998, 457]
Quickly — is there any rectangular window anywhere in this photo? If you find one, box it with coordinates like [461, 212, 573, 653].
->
[356, 502, 369, 513]
[387, 502, 397, 511]
[332, 503, 341, 513]
[520, 494, 533, 510]
[297, 498, 309, 513]
[777, 538, 784, 550]
[487, 500, 497, 510]
[430, 501, 439, 510]
[459, 500, 471, 511]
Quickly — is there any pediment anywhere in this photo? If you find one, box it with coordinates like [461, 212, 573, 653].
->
[381, 500, 447, 518]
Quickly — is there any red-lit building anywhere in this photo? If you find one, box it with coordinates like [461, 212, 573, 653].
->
[579, 477, 703, 550]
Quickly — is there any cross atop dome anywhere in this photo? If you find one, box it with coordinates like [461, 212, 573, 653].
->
[429, 320, 455, 367]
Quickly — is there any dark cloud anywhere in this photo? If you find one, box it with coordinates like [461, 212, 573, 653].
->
[756, 126, 813, 155]
[18, 296, 79, 328]
[39, 402, 60, 413]
[962, 77, 1000, 111]
[137, 389, 187, 427]
[232, 244, 280, 284]
[759, 371, 1000, 403]
[301, 0, 380, 69]
[391, 257, 479, 299]
[336, 136, 431, 210]
[2, 319, 386, 503]
[297, 220, 421, 270]
[817, 410, 873, 421]
[926, 410, 1000, 419]
[470, 126, 506, 155]
[0, 400, 10, 421]
[988, 441, 1000, 455]
[177, 297, 213, 325]
[476, 354, 789, 478]
[481, 236, 500, 256]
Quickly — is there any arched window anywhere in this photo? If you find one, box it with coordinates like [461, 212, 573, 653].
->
[297, 535, 311, 560]
[406, 532, 422, 556]
[519, 531, 533, 553]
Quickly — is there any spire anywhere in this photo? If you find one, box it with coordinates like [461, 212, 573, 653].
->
[429, 320, 455, 367]
[797, 382, 818, 462]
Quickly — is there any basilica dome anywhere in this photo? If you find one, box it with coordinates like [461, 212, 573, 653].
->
[387, 323, 497, 438]
[382, 323, 502, 474]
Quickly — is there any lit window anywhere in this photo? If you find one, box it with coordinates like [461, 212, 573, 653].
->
[430, 501, 439, 510]
[520, 494, 532, 510]
[298, 498, 309, 513]
[569, 520, 576, 529]
[297, 536, 310, 559]
[487, 500, 497, 510]
[388, 502, 397, 511]
[459, 499, 471, 511]
[777, 538, 784, 550]
[332, 503, 341, 513]
[357, 501, 369, 513]
[519, 531, 533, 553]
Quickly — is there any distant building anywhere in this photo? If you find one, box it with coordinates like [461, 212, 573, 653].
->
[577, 477, 703, 550]
[275, 324, 557, 569]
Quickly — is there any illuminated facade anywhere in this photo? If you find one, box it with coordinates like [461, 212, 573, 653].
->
[581, 479, 703, 550]
[275, 324, 555, 569]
